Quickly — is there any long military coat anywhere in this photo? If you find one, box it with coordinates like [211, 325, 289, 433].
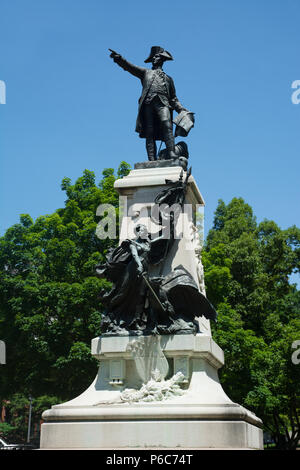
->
[114, 56, 184, 140]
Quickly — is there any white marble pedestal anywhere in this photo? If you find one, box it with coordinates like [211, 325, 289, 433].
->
[40, 334, 263, 449]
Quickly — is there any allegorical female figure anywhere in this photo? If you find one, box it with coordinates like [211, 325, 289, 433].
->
[96, 224, 165, 334]
[96, 223, 217, 336]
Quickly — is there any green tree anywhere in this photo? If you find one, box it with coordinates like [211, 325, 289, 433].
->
[204, 198, 300, 449]
[0, 163, 130, 441]
[0, 422, 16, 441]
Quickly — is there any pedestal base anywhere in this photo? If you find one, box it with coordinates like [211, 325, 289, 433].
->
[40, 334, 263, 449]
[41, 420, 262, 450]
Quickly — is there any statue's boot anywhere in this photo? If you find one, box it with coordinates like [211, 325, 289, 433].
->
[162, 121, 176, 159]
[146, 138, 157, 161]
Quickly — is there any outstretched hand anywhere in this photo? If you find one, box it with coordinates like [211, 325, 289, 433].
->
[108, 48, 121, 61]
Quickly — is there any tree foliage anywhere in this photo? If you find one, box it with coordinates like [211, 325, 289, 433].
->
[0, 163, 130, 441]
[203, 198, 300, 449]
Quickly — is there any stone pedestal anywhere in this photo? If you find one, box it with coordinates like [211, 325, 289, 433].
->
[40, 333, 263, 449]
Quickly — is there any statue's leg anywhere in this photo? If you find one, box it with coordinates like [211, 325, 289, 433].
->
[155, 101, 176, 159]
[146, 138, 157, 161]
[161, 119, 176, 159]
[143, 103, 157, 161]
[128, 274, 148, 331]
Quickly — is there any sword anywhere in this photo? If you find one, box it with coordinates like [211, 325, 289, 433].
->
[141, 273, 166, 313]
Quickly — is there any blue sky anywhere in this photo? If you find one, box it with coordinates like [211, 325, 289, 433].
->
[1, 1, 299, 264]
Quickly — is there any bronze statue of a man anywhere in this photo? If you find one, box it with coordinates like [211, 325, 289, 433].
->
[109, 46, 188, 161]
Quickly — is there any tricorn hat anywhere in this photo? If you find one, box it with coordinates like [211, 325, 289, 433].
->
[144, 46, 173, 63]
